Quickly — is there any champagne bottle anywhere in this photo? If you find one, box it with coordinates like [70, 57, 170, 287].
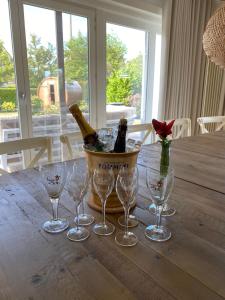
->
[69, 104, 104, 151]
[113, 118, 128, 153]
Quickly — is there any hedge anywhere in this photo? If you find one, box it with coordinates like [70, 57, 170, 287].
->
[0, 87, 37, 106]
[0, 88, 17, 105]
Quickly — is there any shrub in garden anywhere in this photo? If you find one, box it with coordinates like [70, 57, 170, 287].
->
[1, 101, 16, 112]
[79, 100, 88, 112]
[0, 87, 16, 106]
[106, 72, 131, 106]
[30, 88, 37, 96]
[45, 104, 59, 114]
[31, 96, 43, 113]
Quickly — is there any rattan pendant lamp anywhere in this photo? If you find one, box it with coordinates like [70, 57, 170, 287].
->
[203, 4, 225, 68]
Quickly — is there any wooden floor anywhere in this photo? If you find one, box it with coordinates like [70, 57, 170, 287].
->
[0, 132, 224, 299]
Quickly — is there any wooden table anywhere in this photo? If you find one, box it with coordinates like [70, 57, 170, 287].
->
[0, 132, 225, 300]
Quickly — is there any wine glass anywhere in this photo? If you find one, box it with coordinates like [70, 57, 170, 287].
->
[66, 164, 90, 242]
[98, 128, 115, 152]
[118, 213, 139, 228]
[145, 167, 174, 242]
[115, 167, 138, 247]
[40, 162, 69, 233]
[146, 147, 175, 217]
[73, 160, 95, 226]
[92, 168, 115, 235]
[149, 202, 176, 217]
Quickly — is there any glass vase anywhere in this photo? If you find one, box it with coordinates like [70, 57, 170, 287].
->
[149, 139, 176, 217]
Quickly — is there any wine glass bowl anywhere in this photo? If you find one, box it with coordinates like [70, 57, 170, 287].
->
[66, 165, 90, 242]
[40, 162, 69, 234]
[145, 167, 174, 242]
[148, 203, 176, 217]
[115, 166, 138, 247]
[72, 159, 95, 226]
[148, 171, 175, 217]
[92, 168, 115, 236]
[117, 214, 139, 228]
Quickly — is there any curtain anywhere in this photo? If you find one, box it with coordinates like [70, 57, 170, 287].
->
[201, 60, 225, 131]
[162, 0, 214, 134]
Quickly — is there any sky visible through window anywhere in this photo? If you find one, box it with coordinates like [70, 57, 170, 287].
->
[0, 0, 13, 55]
[107, 23, 145, 61]
[0, 2, 146, 61]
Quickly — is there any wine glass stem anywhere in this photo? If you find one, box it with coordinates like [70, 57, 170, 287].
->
[76, 204, 80, 230]
[156, 205, 163, 228]
[102, 199, 106, 226]
[81, 197, 85, 215]
[50, 197, 59, 221]
[163, 202, 168, 211]
[124, 206, 129, 236]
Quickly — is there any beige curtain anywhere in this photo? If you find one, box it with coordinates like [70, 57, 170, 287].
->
[163, 0, 213, 134]
[201, 61, 225, 131]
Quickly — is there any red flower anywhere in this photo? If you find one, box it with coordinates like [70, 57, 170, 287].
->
[152, 119, 175, 139]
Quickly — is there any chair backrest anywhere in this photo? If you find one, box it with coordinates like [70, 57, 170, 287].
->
[0, 136, 52, 174]
[60, 132, 83, 160]
[171, 118, 192, 139]
[152, 118, 191, 141]
[127, 123, 153, 144]
[197, 116, 225, 134]
[60, 123, 153, 160]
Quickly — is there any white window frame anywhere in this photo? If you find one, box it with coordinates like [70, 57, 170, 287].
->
[95, 9, 162, 128]
[10, 0, 97, 126]
[9, 0, 162, 130]
[5, 0, 162, 167]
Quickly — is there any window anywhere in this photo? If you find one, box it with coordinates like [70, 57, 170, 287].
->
[106, 23, 146, 127]
[23, 4, 92, 162]
[50, 84, 55, 104]
[62, 13, 90, 120]
[0, 0, 161, 170]
[0, 0, 23, 171]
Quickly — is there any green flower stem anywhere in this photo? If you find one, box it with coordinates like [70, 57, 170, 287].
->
[160, 139, 171, 177]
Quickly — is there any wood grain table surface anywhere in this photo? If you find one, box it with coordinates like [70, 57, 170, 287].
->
[0, 132, 225, 300]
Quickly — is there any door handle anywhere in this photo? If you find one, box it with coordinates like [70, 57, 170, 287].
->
[18, 92, 26, 105]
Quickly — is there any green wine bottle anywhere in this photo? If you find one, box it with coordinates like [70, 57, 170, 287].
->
[113, 118, 127, 153]
[69, 104, 104, 151]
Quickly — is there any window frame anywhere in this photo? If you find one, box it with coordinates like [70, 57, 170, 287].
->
[10, 0, 97, 125]
[95, 9, 162, 127]
[5, 0, 162, 167]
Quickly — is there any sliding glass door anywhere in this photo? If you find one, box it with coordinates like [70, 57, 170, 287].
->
[104, 19, 161, 142]
[0, 0, 23, 171]
[106, 23, 146, 127]
[22, 3, 92, 162]
[1, 0, 161, 170]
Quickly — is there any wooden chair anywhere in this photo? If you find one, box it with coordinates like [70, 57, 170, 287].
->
[127, 123, 153, 144]
[60, 131, 83, 160]
[0, 136, 52, 174]
[60, 123, 153, 160]
[170, 118, 191, 139]
[153, 118, 192, 141]
[197, 116, 225, 134]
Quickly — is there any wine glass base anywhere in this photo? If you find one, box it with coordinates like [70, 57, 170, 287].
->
[42, 218, 69, 234]
[149, 203, 176, 217]
[75, 214, 95, 226]
[115, 231, 138, 247]
[118, 215, 139, 228]
[145, 225, 171, 242]
[93, 222, 115, 236]
[67, 227, 89, 242]
[162, 207, 176, 217]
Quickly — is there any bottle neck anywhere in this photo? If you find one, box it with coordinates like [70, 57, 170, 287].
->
[69, 105, 96, 139]
[113, 125, 127, 153]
